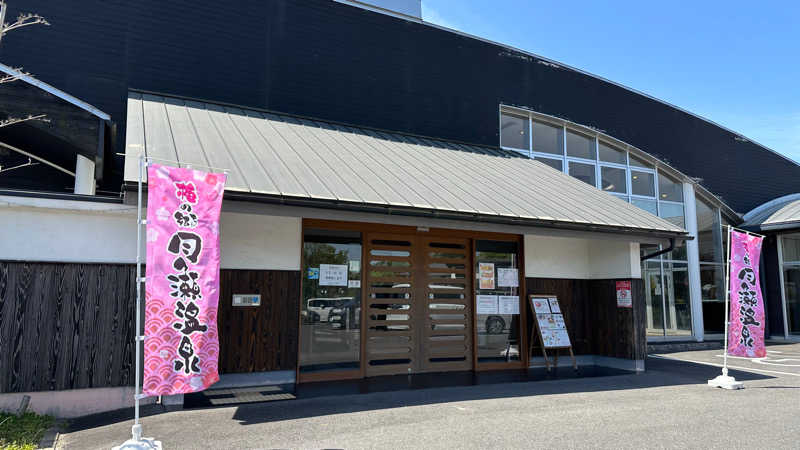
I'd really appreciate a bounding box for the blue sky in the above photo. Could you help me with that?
[422,0,800,163]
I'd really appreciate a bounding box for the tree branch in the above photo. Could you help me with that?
[0,66,29,83]
[0,157,39,174]
[2,12,49,35]
[0,114,49,128]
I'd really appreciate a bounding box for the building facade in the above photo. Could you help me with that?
[0,0,798,416]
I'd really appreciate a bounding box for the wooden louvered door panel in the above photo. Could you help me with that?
[419,237,473,373]
[365,234,417,376]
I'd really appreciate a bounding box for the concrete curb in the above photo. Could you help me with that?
[38,421,63,450]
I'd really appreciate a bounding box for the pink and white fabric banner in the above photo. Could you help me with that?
[727,229,766,358]
[143,163,226,396]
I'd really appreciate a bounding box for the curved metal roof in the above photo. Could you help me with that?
[742,194,800,231]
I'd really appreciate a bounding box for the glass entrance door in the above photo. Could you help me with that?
[474,239,522,366]
[299,228,362,380]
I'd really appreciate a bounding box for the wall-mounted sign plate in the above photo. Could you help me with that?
[233,294,261,307]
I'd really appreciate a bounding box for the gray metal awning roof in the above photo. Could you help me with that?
[123,92,687,237]
[742,195,800,231]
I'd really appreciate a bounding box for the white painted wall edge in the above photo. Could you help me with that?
[0,197,302,270]
[0,387,156,419]
[209,199,677,246]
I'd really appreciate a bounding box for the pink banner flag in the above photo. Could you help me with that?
[143,164,226,396]
[727,229,766,358]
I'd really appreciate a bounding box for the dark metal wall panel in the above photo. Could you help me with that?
[0,262,136,393]
[217,269,300,374]
[526,277,645,360]
[3,0,796,211]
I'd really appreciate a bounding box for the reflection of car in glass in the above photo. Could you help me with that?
[301,309,321,323]
[485,315,505,334]
[328,297,360,329]
[307,298,337,322]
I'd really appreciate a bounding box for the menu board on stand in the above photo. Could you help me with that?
[529,294,577,371]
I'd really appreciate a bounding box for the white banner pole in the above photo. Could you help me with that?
[133,154,143,440]
[722,225,731,376]
[708,224,743,389]
[114,155,162,449]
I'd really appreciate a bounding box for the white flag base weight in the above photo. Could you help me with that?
[112,424,163,450]
[708,369,744,390]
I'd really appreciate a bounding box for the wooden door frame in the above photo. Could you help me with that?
[298,218,527,382]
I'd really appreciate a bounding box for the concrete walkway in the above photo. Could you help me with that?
[58,343,800,449]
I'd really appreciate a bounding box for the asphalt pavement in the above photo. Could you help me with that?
[57,342,800,449]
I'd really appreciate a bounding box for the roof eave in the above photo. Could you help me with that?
[123,182,690,240]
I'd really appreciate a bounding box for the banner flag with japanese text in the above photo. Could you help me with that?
[143,164,226,396]
[727,229,766,358]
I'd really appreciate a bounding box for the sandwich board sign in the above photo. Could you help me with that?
[528,294,576,371]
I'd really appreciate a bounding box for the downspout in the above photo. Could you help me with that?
[640,237,676,261]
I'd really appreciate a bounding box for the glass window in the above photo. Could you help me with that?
[631,171,655,197]
[535,157,563,171]
[566,130,595,159]
[500,113,529,151]
[600,166,626,193]
[663,262,692,336]
[300,229,362,374]
[720,216,732,256]
[659,202,685,229]
[629,154,653,169]
[665,241,687,261]
[700,264,725,301]
[532,120,564,155]
[784,267,800,335]
[644,260,664,336]
[599,142,627,164]
[632,198,658,215]
[658,173,683,202]
[568,161,596,186]
[782,233,800,262]
[696,198,722,263]
[475,240,521,363]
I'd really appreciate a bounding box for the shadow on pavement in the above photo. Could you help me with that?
[65,356,773,432]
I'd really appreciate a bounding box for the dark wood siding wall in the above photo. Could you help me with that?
[0,262,136,393]
[526,278,646,360]
[0,262,302,393]
[218,269,300,374]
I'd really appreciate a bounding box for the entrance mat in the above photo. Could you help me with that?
[184,385,296,409]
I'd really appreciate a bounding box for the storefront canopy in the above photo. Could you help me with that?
[742,195,800,231]
[123,92,687,238]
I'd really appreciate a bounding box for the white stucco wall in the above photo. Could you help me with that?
[0,197,301,270]
[524,235,591,279]
[219,212,301,270]
[525,234,641,279]
[587,239,641,279]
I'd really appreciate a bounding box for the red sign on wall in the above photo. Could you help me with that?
[616,281,632,308]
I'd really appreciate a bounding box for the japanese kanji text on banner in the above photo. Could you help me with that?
[727,230,766,358]
[143,164,226,396]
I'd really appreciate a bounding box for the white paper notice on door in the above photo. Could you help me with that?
[497,268,519,287]
[319,264,348,286]
[498,295,519,315]
[476,295,498,314]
